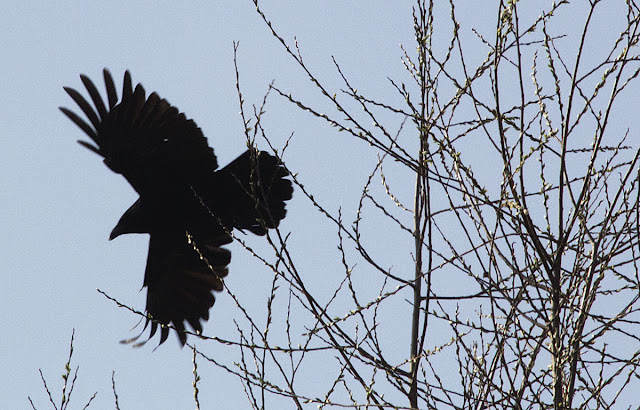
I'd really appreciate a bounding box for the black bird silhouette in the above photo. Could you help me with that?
[61,69,293,346]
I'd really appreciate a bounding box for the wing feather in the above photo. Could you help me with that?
[59,107,97,140]
[60,69,219,193]
[103,69,118,109]
[62,87,101,135]
[80,74,108,120]
[133,230,232,346]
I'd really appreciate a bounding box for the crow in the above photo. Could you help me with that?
[60,69,293,346]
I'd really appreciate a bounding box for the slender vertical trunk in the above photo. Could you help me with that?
[409,2,430,404]
[409,139,425,408]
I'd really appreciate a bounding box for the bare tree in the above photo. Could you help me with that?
[88,1,640,408]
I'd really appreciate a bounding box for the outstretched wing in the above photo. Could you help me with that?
[60,69,218,195]
[124,229,232,347]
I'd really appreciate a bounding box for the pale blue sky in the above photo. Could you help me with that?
[2,2,637,409]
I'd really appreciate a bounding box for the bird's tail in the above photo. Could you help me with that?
[208,149,293,235]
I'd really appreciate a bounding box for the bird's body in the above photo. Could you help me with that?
[61,69,293,346]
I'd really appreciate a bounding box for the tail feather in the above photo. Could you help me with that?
[209,149,293,235]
